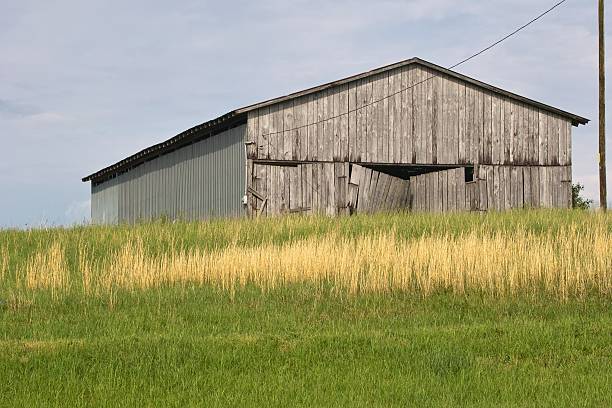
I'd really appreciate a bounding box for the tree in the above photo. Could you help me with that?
[572,183,593,210]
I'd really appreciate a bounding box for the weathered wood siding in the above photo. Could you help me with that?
[250,162,349,216]
[409,168,467,212]
[248,163,411,216]
[246,65,573,167]
[475,165,571,210]
[348,165,411,213]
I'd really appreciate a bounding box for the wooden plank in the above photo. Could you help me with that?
[433,74,443,164]
[382,72,390,162]
[413,67,423,163]
[340,84,349,161]
[486,166,495,211]
[501,99,510,164]
[325,89,335,162]
[467,86,477,163]
[332,87,340,161]
[508,100,515,164]
[516,166,524,208]
[377,74,385,164]
[538,110,547,165]
[369,169,381,212]
[268,165,276,215]
[316,90,326,163]
[528,167,538,208]
[395,67,405,164]
[348,82,357,162]
[288,166,298,211]
[426,69,435,164]
[458,83,467,164]
[548,114,559,165]
[483,92,492,164]
[522,167,531,208]
[493,166,501,210]
[547,114,556,165]
[450,80,459,165]
[388,69,397,163]
[297,97,308,161]
[347,164,362,210]
[408,177,416,210]
[503,166,511,210]
[358,79,367,163]
[258,107,270,159]
[357,167,371,212]
[553,166,561,208]
[311,163,319,213]
[566,121,572,165]
[306,94,316,161]
[532,106,539,164]
[492,93,502,165]
[338,163,349,214]
[386,177,399,209]
[559,117,567,165]
[429,171,438,212]
[456,168,466,211]
[404,66,414,164]
[510,167,518,208]
[539,167,547,208]
[514,102,522,165]
[365,77,375,163]
[246,111,258,160]
[564,166,572,208]
[447,169,456,211]
[268,104,280,160]
[278,165,288,214]
[369,74,379,163]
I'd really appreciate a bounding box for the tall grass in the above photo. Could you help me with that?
[1,210,611,305]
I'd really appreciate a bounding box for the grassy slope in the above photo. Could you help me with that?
[1,289,610,407]
[0,211,611,407]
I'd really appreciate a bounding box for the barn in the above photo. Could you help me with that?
[83,58,589,223]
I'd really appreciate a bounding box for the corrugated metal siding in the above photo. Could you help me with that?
[91,176,119,224]
[91,124,246,224]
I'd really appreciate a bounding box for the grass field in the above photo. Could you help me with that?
[1,210,611,406]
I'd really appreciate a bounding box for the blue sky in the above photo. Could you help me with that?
[0,0,609,227]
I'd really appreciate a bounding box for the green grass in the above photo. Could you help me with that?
[0,210,611,406]
[1,289,610,407]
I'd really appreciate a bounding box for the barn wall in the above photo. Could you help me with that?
[248,162,411,216]
[475,165,572,211]
[251,162,350,216]
[409,168,467,212]
[91,124,246,224]
[246,64,573,167]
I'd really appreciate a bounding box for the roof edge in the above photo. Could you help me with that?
[235,57,589,126]
[82,111,246,182]
[83,56,590,183]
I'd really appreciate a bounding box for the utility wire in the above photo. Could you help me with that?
[449,0,568,69]
[257,0,569,139]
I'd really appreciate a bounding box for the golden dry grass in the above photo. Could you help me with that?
[9,222,611,301]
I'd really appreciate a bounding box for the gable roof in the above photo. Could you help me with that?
[83,57,589,183]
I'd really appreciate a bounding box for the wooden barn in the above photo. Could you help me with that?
[83,58,589,223]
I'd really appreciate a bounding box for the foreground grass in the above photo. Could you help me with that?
[1,288,610,407]
[0,211,610,406]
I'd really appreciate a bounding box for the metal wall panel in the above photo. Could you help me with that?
[90,124,246,224]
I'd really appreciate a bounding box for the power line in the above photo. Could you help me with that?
[257,0,569,139]
[449,0,568,69]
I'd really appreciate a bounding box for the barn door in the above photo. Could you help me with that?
[248,162,351,217]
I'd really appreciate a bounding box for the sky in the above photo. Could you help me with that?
[0,0,610,227]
